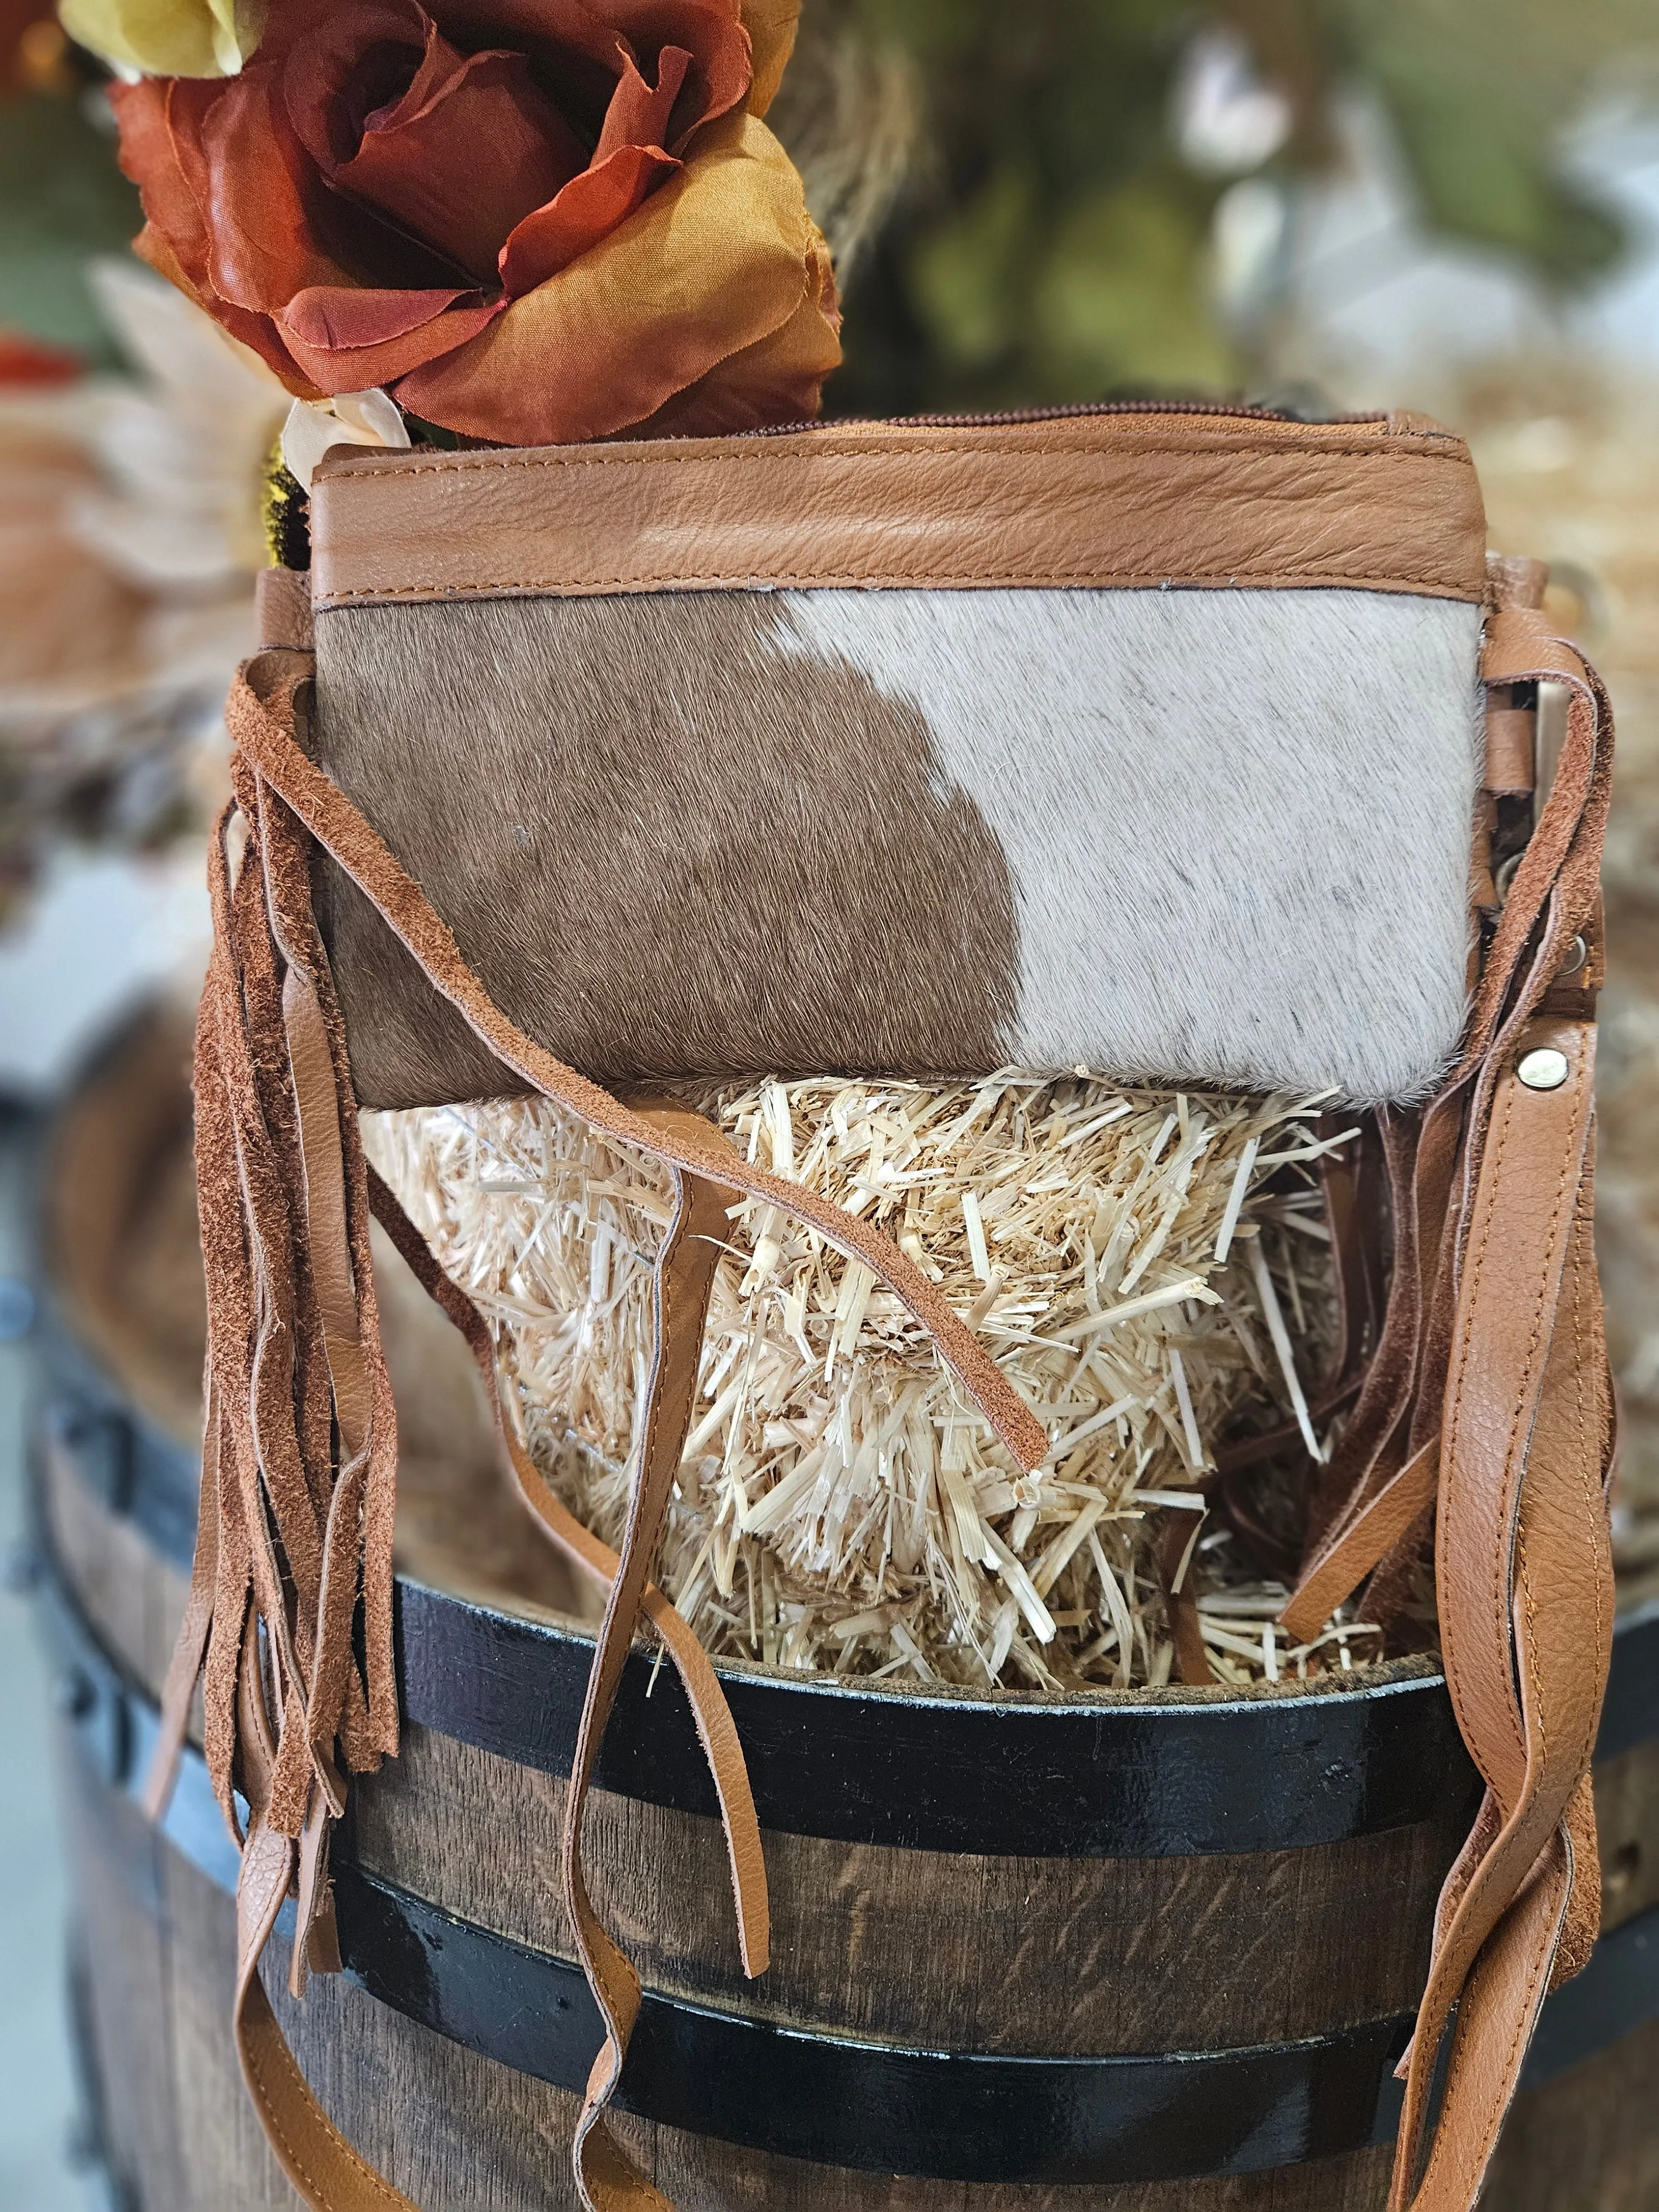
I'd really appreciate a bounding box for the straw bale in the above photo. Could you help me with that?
[366,1074,1374,1691]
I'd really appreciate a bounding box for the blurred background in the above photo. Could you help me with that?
[3,1,1659,2201]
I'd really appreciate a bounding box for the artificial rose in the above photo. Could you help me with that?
[108,0,841,445]
[59,0,265,79]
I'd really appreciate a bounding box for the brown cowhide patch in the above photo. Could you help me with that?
[311,593,1020,1108]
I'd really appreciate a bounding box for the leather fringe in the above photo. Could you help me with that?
[145,733,401,1989]
[150,646,1052,2212]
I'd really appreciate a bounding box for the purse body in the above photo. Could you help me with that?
[305,409,1488,1110]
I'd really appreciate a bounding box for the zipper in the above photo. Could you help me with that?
[739,398,1391,437]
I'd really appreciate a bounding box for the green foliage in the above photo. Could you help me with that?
[0,88,140,362]
[1032,179,1235,397]
[1328,0,1638,282]
[831,0,1655,418]
[836,0,1234,414]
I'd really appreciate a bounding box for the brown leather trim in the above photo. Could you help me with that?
[310,415,1488,609]
[256,565,315,653]
[1484,703,1536,792]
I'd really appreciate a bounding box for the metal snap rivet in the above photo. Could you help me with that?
[1559,933,1589,977]
[1517,1047,1571,1092]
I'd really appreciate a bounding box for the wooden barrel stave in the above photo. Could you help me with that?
[32,1010,1659,2210]
[40,1422,189,1696]
[1584,1734,1659,1929]
[350,1723,1467,2055]
[60,1744,190,2211]
[270,1970,1400,2212]
[33,1423,1472,2064]
[70,1742,300,2212]
[65,1740,1405,2212]
[37,1423,1418,2207]
[1481,2016,1659,2210]
[38,1415,1659,2211]
[71,1755,1659,2212]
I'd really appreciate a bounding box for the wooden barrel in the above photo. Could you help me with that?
[30,1019,1659,2211]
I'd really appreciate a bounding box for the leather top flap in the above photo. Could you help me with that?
[309,410,1488,611]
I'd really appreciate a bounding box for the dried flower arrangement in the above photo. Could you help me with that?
[89,0,842,451]
[0,260,283,916]
[367,1074,1380,1693]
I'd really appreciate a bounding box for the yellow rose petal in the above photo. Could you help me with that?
[395,112,839,447]
[741,0,801,116]
[59,0,264,78]
[639,214,841,439]
[207,0,263,72]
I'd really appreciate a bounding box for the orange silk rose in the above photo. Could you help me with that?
[108,0,840,444]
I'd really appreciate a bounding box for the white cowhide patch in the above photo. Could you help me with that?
[773,587,1483,1104]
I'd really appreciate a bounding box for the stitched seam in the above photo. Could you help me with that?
[1446,1061,1581,1772]
[1443,1077,1528,1770]
[1417,1870,1556,2207]
[1415,1651,1562,2205]
[319,436,1475,484]
[314,565,1481,602]
[1573,1202,1609,1738]
[1500,1099,1581,1749]
[243,2015,407,2208]
[1520,1517,1547,1803]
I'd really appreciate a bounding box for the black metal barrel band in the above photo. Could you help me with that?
[49,1376,1659,1853]
[36,1548,1659,2192]
[40,1375,1504,1857]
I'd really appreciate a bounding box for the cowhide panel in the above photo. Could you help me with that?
[311,586,1481,1109]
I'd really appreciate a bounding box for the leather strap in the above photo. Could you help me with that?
[361,1159,770,1982]
[1281,1438,1438,1644]
[1483,703,1536,794]
[1274,603,1616,2209]
[1437,1021,1598,1816]
[234,1815,416,2211]
[565,1125,737,2210]
[1282,607,1611,1636]
[1391,1078,1611,2211]
[219,1138,758,2212]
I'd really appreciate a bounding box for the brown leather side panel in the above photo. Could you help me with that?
[310,413,1487,609]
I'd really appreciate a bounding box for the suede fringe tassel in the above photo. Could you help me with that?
[144,741,401,1986]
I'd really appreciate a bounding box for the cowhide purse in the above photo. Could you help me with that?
[301,408,1485,1108]
[154,405,1614,2212]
